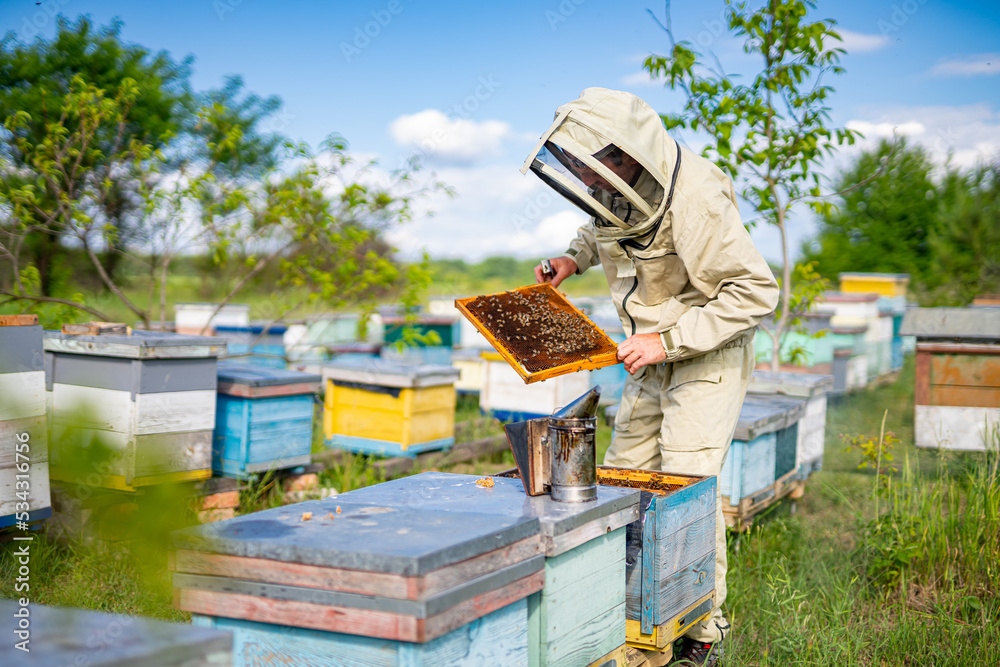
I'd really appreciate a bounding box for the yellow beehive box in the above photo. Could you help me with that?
[838,272,910,298]
[322,359,459,457]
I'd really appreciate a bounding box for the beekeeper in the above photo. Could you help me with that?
[525,88,778,666]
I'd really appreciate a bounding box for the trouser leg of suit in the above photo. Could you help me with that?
[604,342,754,644]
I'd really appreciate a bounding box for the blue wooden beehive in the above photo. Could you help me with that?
[213,364,321,479]
[0,599,232,665]
[340,472,641,667]
[0,317,51,533]
[215,323,287,368]
[748,371,833,479]
[170,495,544,664]
[720,394,806,506]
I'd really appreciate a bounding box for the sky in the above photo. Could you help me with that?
[3,0,999,265]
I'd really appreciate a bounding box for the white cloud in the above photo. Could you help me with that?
[834,29,890,54]
[929,53,1000,77]
[388,110,521,165]
[385,162,588,262]
[621,70,658,87]
[845,120,925,139]
[845,103,1000,169]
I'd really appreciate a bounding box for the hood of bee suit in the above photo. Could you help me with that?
[521,87,681,278]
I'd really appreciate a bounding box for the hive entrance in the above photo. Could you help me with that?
[456,283,620,383]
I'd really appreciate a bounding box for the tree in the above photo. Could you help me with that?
[923,162,1000,305]
[0,16,192,293]
[802,139,938,285]
[645,0,861,371]
[0,76,445,332]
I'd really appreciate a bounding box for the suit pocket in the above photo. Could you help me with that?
[668,349,723,390]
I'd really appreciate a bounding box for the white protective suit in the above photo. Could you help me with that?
[522,88,779,644]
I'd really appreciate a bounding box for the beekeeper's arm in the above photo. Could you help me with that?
[536,221,600,288]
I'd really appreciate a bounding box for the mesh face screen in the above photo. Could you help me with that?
[461,284,618,374]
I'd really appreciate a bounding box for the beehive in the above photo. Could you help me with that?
[175,302,250,336]
[322,358,459,457]
[215,323,287,368]
[340,472,641,667]
[451,348,487,394]
[44,330,224,492]
[456,283,620,384]
[0,315,51,532]
[192,600,528,667]
[748,371,833,479]
[170,497,545,649]
[0,599,233,666]
[214,364,321,478]
[839,272,910,299]
[720,395,806,506]
[902,308,1000,452]
[480,351,592,422]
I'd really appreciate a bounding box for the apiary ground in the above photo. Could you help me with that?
[464,288,618,373]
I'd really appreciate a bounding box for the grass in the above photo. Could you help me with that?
[2,358,997,665]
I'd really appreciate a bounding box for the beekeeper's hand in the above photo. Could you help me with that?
[534,257,577,288]
[617,333,667,374]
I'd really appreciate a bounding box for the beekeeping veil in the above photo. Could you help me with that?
[521,88,681,278]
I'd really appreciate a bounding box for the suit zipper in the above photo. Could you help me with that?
[618,239,638,335]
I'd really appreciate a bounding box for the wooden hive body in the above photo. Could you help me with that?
[0,317,51,531]
[748,371,833,478]
[0,599,232,665]
[192,599,529,667]
[903,308,1000,452]
[479,352,592,422]
[321,358,459,457]
[559,467,719,642]
[720,394,805,506]
[170,494,545,645]
[44,330,224,491]
[214,364,321,478]
[215,323,287,368]
[339,472,641,667]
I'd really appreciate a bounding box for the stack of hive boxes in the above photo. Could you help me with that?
[479,351,592,422]
[213,364,321,479]
[322,358,459,457]
[171,478,549,666]
[0,315,51,533]
[44,329,225,492]
[901,307,1000,452]
[720,393,806,529]
[839,272,911,372]
[747,371,833,479]
[339,472,640,666]
[215,323,287,368]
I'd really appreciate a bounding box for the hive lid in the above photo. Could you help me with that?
[734,393,807,441]
[455,283,620,384]
[900,307,1000,341]
[0,600,232,665]
[43,329,225,359]
[171,499,539,575]
[322,357,459,388]
[214,322,288,335]
[217,363,321,388]
[748,371,834,398]
[338,472,641,557]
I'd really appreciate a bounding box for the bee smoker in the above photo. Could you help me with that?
[504,387,600,502]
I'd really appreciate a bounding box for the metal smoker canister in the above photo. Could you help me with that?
[547,415,597,502]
